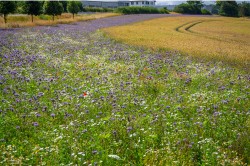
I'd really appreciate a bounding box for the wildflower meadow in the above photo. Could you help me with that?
[0,14,249,165]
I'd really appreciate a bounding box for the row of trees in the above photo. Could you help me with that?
[213,1,250,17]
[173,1,250,17]
[0,1,82,23]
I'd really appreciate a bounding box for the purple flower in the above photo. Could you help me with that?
[213,111,222,117]
[36,113,41,118]
[33,122,39,127]
[65,113,73,118]
[218,86,226,91]
[127,126,133,133]
[92,150,98,155]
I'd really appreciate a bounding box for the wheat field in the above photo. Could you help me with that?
[103,16,250,68]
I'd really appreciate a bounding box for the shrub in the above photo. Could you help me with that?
[115,6,169,14]
[201,9,211,15]
[38,14,52,20]
[83,7,113,13]
[174,2,203,14]
[159,7,170,14]
[174,3,191,14]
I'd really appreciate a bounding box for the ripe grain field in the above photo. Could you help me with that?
[0,14,249,165]
[103,16,250,69]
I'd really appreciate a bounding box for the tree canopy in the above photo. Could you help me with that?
[239,2,250,17]
[67,1,80,19]
[174,1,204,14]
[43,1,63,21]
[60,1,68,12]
[216,1,239,17]
[0,1,17,23]
[23,1,43,22]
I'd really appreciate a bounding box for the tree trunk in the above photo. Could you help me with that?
[31,15,34,23]
[73,13,74,19]
[4,14,7,24]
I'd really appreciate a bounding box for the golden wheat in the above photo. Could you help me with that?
[103,16,250,67]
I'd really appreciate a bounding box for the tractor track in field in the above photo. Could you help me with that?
[175,20,250,45]
[185,21,203,32]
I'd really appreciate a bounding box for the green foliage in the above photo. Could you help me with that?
[211,5,219,14]
[217,1,239,17]
[174,1,203,14]
[15,1,25,14]
[43,1,63,21]
[77,2,84,12]
[23,1,43,22]
[239,2,250,17]
[201,9,211,15]
[115,7,169,14]
[67,1,80,19]
[0,1,17,15]
[174,3,191,14]
[38,14,52,20]
[0,1,17,23]
[83,7,113,13]
[187,1,204,11]
[159,7,170,14]
[60,1,68,12]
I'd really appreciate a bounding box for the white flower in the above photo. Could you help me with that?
[108,154,121,160]
[78,152,85,156]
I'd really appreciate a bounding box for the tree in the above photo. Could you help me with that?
[174,3,190,14]
[211,4,219,14]
[60,1,68,12]
[67,1,80,19]
[217,1,239,17]
[78,1,84,12]
[174,1,203,14]
[187,1,204,14]
[239,2,250,17]
[23,1,43,22]
[0,1,17,24]
[201,9,211,15]
[43,1,63,21]
[16,1,26,14]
